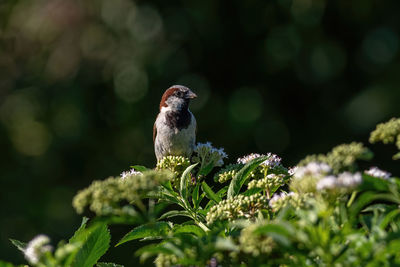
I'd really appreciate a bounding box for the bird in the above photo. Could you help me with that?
[153,85,197,161]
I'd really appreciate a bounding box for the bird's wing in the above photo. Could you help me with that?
[153,114,158,144]
[153,122,157,144]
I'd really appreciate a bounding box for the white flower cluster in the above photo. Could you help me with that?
[365,166,391,180]
[269,191,295,208]
[237,153,282,168]
[194,142,228,167]
[293,162,332,179]
[317,172,362,191]
[24,234,53,264]
[120,168,142,179]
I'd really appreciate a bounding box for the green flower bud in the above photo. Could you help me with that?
[206,193,269,224]
[156,156,191,188]
[370,118,400,159]
[73,170,172,216]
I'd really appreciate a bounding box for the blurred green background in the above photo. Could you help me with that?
[1,0,400,265]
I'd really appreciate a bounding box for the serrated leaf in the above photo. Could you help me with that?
[9,239,26,253]
[158,210,192,220]
[174,225,206,237]
[116,222,171,246]
[227,156,268,199]
[97,262,124,267]
[69,217,89,244]
[130,165,149,172]
[180,163,198,203]
[201,181,221,203]
[74,223,110,267]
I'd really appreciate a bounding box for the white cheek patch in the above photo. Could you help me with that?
[161,106,172,112]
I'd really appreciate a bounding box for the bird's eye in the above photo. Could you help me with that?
[176,91,183,97]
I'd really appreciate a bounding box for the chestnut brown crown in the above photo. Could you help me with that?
[159,85,197,110]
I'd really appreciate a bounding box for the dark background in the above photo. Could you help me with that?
[1,0,400,265]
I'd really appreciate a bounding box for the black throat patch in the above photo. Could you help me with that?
[165,109,192,130]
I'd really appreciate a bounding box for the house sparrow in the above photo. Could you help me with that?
[154,85,197,161]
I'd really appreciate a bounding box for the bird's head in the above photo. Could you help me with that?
[159,85,197,111]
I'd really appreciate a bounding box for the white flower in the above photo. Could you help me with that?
[365,166,391,180]
[293,162,331,179]
[288,166,298,176]
[120,168,142,179]
[195,142,228,167]
[237,153,282,168]
[317,172,362,191]
[24,234,53,264]
[316,176,337,190]
[337,172,362,188]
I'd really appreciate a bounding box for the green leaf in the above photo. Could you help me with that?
[253,223,292,246]
[360,174,390,191]
[130,165,149,172]
[215,237,239,252]
[349,192,399,221]
[180,163,198,203]
[97,262,124,267]
[0,260,21,267]
[158,210,192,220]
[134,243,173,262]
[74,223,111,267]
[69,217,89,244]
[174,225,206,237]
[201,181,221,203]
[116,222,171,246]
[198,161,215,176]
[9,239,26,253]
[243,187,263,196]
[192,183,200,209]
[380,209,400,229]
[227,156,268,199]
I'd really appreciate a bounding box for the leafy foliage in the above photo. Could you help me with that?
[7,119,400,266]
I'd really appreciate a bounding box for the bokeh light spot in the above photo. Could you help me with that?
[11,120,52,156]
[362,27,399,65]
[126,6,163,42]
[343,86,391,133]
[310,43,347,82]
[114,64,148,103]
[229,88,263,123]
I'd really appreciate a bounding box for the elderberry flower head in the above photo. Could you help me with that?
[247,174,286,191]
[269,191,310,211]
[214,164,242,183]
[365,166,391,180]
[206,193,269,224]
[370,118,400,158]
[73,170,172,216]
[194,142,228,167]
[24,235,53,265]
[239,222,276,256]
[237,153,281,168]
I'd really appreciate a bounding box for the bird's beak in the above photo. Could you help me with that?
[186,90,197,99]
